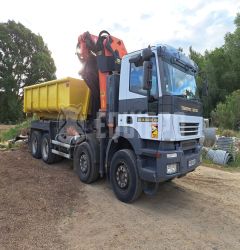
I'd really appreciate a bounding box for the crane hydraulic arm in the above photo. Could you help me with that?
[76,30,127,114]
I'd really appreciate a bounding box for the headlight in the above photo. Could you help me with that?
[166,164,177,174]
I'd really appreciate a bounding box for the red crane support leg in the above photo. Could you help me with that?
[98,72,108,111]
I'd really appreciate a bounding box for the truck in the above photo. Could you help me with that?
[24,30,203,203]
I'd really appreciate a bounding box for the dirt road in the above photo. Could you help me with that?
[0,146,240,250]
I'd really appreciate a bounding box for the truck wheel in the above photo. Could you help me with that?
[110,149,142,203]
[30,130,42,159]
[41,133,59,164]
[73,142,99,184]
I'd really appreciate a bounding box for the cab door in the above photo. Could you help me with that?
[118,53,161,140]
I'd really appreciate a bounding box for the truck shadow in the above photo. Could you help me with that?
[134,181,197,211]
[90,177,206,217]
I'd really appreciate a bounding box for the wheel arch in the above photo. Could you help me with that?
[73,133,100,168]
[105,127,143,178]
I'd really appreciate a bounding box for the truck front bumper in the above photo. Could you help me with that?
[137,145,202,183]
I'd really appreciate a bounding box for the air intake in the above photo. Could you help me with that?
[179,122,199,136]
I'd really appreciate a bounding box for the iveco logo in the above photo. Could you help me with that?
[181,106,198,113]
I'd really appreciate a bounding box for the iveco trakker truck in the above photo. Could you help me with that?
[24,30,203,203]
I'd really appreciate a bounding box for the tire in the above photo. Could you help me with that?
[73,142,99,184]
[110,149,142,203]
[41,133,60,164]
[30,130,42,159]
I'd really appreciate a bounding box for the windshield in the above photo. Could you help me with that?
[162,60,198,99]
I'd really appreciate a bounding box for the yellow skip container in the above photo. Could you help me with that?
[24,77,90,120]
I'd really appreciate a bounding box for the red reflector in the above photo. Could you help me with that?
[155,152,161,158]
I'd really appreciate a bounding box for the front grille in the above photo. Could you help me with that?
[179,122,199,136]
[180,140,198,154]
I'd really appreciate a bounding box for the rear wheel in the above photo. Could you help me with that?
[41,133,60,164]
[73,142,99,183]
[30,130,42,159]
[110,149,142,203]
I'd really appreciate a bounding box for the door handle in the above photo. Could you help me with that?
[126,116,133,124]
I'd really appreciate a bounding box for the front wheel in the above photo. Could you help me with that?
[110,149,142,203]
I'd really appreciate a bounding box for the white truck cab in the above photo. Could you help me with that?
[109,45,203,187]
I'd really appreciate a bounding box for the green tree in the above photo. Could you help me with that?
[189,13,240,118]
[212,90,240,130]
[189,47,210,117]
[224,13,240,92]
[0,20,56,123]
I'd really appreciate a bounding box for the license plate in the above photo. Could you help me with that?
[188,159,196,167]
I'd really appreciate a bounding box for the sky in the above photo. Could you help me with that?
[1,0,240,78]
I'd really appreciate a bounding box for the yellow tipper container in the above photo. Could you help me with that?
[24,77,90,120]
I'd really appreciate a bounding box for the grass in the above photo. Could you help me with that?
[202,158,240,172]
[228,153,240,169]
[0,125,15,134]
[0,119,32,142]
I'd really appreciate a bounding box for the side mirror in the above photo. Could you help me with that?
[142,61,152,90]
[202,78,208,96]
[142,47,153,61]
[129,54,142,64]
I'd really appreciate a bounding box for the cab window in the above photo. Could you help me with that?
[129,57,158,98]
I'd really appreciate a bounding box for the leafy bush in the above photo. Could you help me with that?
[217,128,239,137]
[212,90,240,130]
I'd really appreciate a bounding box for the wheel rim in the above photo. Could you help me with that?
[42,138,49,160]
[115,162,129,189]
[32,136,37,154]
[79,153,88,176]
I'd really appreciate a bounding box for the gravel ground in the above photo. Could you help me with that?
[0,146,240,250]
